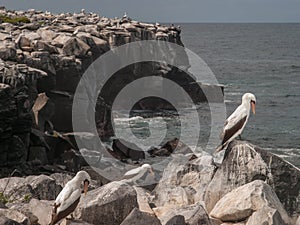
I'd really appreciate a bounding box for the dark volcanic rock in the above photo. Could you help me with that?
[148,138,193,157]
[205,140,300,218]
[120,208,162,225]
[112,138,145,161]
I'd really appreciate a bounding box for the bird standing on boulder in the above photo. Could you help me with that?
[122,164,155,185]
[215,93,256,152]
[49,171,91,225]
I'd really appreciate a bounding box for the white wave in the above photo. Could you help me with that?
[113,116,144,122]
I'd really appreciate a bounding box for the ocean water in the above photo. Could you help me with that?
[112,24,300,167]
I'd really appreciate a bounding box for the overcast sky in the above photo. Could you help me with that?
[0,0,299,23]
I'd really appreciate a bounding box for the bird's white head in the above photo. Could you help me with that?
[242,93,256,114]
[141,164,151,169]
[75,171,91,196]
[141,164,154,176]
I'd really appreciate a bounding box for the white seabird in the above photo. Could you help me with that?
[122,164,155,184]
[49,171,91,225]
[215,93,256,152]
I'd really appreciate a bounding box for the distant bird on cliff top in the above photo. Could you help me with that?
[49,171,91,225]
[215,93,256,153]
[122,164,155,184]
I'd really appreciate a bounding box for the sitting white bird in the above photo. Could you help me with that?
[49,171,91,225]
[122,164,155,184]
[215,93,256,153]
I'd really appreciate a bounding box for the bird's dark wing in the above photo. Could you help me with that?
[221,115,247,145]
[48,197,80,225]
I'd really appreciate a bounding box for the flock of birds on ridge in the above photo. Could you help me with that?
[47,92,256,225]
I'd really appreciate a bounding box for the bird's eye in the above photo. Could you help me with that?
[250,100,256,104]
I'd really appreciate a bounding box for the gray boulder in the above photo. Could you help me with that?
[37,28,58,42]
[120,208,162,225]
[0,217,22,225]
[0,209,30,225]
[210,180,290,224]
[0,41,16,60]
[205,140,300,217]
[51,33,72,48]
[74,181,138,225]
[16,35,33,51]
[62,37,91,58]
[25,175,62,200]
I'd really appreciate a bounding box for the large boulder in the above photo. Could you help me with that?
[205,141,300,218]
[152,153,216,212]
[210,180,290,224]
[120,208,162,225]
[74,181,138,225]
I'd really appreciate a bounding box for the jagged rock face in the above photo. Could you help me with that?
[152,154,216,212]
[74,181,139,225]
[0,59,48,169]
[204,140,300,218]
[210,180,289,224]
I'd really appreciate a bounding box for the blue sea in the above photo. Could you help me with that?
[113,24,300,167]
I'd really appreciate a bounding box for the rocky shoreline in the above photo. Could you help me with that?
[0,141,299,225]
[0,7,224,175]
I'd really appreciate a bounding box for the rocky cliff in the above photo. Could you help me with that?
[0,7,223,171]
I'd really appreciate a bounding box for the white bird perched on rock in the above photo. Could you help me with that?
[49,171,91,225]
[122,164,155,184]
[215,93,256,153]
